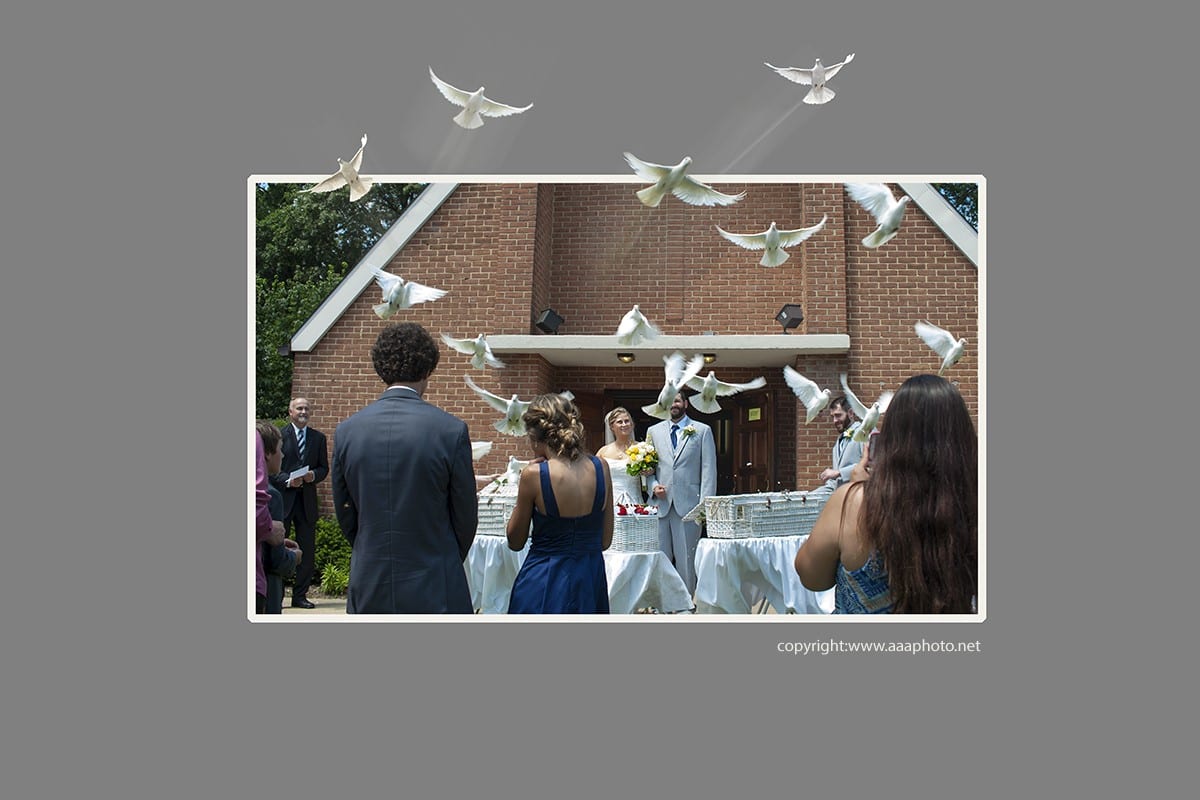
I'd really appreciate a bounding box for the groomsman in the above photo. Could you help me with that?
[272,397,328,609]
[818,396,862,491]
[645,392,716,596]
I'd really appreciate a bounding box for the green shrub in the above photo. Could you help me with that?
[320,562,350,596]
[313,516,352,594]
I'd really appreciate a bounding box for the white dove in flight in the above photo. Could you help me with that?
[839,373,894,443]
[470,441,493,461]
[685,372,768,414]
[715,216,828,267]
[623,152,745,208]
[464,378,574,436]
[782,366,833,423]
[615,304,661,346]
[301,134,374,202]
[370,268,448,319]
[845,183,911,248]
[440,332,506,370]
[642,352,707,420]
[429,67,532,129]
[464,376,531,436]
[764,53,855,104]
[914,320,967,376]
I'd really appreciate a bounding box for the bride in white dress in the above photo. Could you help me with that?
[595,407,646,506]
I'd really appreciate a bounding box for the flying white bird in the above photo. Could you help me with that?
[642,352,706,420]
[464,376,531,436]
[301,134,374,202]
[429,67,532,129]
[764,53,855,104]
[839,373,894,443]
[470,441,493,461]
[370,268,448,319]
[782,366,833,423]
[685,372,768,414]
[623,152,745,208]
[844,182,911,248]
[914,320,967,376]
[440,332,506,370]
[615,304,661,346]
[715,216,828,267]
[463,377,573,436]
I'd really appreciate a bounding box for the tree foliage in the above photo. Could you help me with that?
[932,183,978,230]
[255,182,427,418]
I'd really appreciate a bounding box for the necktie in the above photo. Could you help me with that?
[297,427,306,462]
[671,424,679,450]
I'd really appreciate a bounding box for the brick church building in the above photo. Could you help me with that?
[279,179,980,514]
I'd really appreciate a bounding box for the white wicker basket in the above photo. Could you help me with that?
[703,491,829,539]
[476,494,518,537]
[609,511,660,552]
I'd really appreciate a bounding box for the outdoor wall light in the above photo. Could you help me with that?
[703,353,717,364]
[775,303,804,333]
[534,308,564,334]
[616,353,636,364]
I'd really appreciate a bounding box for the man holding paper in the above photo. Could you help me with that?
[272,397,328,608]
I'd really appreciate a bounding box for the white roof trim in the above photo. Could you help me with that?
[898,181,979,267]
[290,183,460,352]
[487,334,850,368]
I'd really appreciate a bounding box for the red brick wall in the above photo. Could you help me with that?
[289,181,978,513]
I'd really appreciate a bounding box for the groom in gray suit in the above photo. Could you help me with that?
[645,392,716,595]
[331,322,478,613]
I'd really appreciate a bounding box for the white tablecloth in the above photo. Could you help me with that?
[464,536,692,614]
[693,535,835,614]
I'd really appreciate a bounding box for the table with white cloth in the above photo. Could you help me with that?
[693,534,835,614]
[464,536,693,614]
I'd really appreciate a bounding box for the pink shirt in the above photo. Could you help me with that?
[255,431,273,597]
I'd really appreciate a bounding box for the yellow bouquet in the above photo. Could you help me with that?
[625,440,659,477]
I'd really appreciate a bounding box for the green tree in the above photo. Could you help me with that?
[255,182,427,418]
[932,183,978,230]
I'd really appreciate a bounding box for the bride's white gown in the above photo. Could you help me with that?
[605,456,646,506]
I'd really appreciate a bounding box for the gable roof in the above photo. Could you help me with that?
[287,179,978,352]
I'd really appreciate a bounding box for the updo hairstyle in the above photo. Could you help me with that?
[523,393,587,461]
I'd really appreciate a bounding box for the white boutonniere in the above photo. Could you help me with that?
[682,424,697,439]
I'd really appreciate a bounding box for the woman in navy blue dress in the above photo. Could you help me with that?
[506,394,614,614]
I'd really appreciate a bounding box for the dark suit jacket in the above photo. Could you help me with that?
[270,424,329,521]
[331,388,478,614]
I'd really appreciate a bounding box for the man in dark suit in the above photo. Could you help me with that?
[331,322,477,614]
[271,396,328,608]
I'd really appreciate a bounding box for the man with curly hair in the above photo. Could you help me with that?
[331,322,478,613]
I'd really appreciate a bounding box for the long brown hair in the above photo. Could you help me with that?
[859,374,977,613]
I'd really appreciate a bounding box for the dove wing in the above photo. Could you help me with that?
[878,390,895,414]
[479,97,532,117]
[675,353,706,389]
[715,226,767,250]
[776,215,827,247]
[765,62,814,85]
[914,320,956,357]
[439,332,478,355]
[845,183,896,223]
[470,441,493,461]
[403,280,449,306]
[303,170,349,193]
[464,375,513,414]
[372,268,400,293]
[839,372,869,419]
[429,68,471,107]
[623,152,672,181]
[821,53,855,81]
[783,367,823,408]
[715,375,767,396]
[348,135,367,173]
[675,176,745,206]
